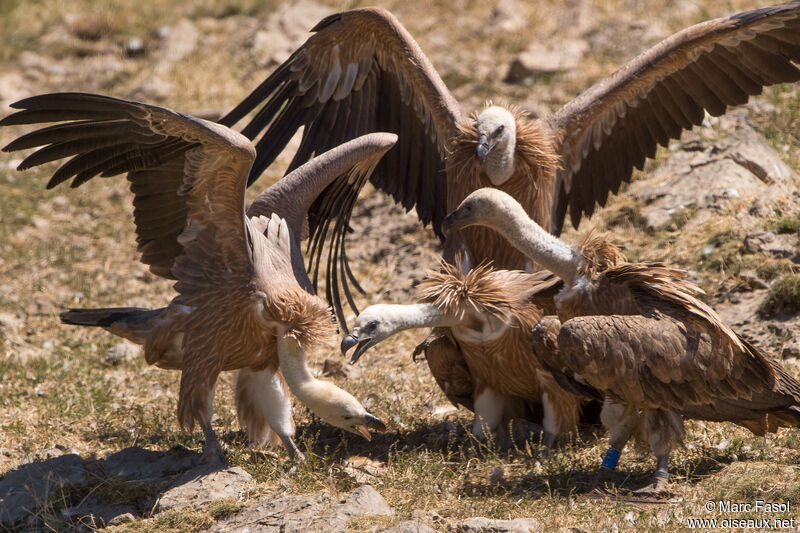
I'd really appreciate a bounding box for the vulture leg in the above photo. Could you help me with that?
[235,368,304,462]
[592,400,640,490]
[633,409,683,496]
[472,385,505,442]
[177,359,226,465]
[540,391,558,458]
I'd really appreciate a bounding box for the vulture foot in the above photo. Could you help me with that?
[200,429,228,466]
[281,435,306,463]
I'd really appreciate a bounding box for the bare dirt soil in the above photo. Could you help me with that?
[1,0,800,531]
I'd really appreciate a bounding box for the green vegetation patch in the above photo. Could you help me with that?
[759,274,800,316]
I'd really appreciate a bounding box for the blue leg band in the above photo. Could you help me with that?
[601,447,622,470]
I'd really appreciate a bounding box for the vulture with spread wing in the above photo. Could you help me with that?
[1,93,390,461]
[444,188,800,493]
[222,2,800,270]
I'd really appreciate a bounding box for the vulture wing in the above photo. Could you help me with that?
[1,92,257,287]
[246,133,397,330]
[414,328,475,411]
[546,2,800,233]
[554,313,795,419]
[221,7,464,239]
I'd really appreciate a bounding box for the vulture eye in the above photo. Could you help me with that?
[492,124,505,138]
[364,320,378,333]
[343,415,353,420]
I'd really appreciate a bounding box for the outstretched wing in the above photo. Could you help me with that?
[246,133,397,330]
[221,7,465,239]
[1,92,256,289]
[547,2,800,233]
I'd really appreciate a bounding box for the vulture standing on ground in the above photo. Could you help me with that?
[0,93,390,461]
[218,3,800,425]
[443,188,800,493]
[341,261,584,450]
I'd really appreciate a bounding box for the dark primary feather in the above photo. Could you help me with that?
[547,1,800,234]
[220,7,460,240]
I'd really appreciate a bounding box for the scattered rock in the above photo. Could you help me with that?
[250,0,333,66]
[108,512,136,525]
[157,19,199,68]
[383,521,438,533]
[341,456,387,484]
[450,517,540,532]
[0,453,87,525]
[105,341,141,364]
[781,340,800,360]
[209,485,393,532]
[505,40,587,83]
[631,113,798,232]
[124,37,145,57]
[484,0,529,34]
[102,445,197,482]
[63,497,137,527]
[156,465,253,512]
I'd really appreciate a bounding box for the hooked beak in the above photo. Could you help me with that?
[476,134,490,162]
[340,331,375,364]
[352,412,387,440]
[441,211,458,235]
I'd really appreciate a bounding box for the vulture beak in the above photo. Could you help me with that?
[352,412,387,440]
[441,211,457,235]
[340,331,376,364]
[476,134,490,162]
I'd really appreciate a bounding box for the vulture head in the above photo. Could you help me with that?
[306,385,388,440]
[443,188,584,283]
[442,187,527,235]
[341,303,457,363]
[475,106,517,185]
[341,304,408,363]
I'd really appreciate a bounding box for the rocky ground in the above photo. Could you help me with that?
[1,0,800,531]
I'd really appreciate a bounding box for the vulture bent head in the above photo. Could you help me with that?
[475,106,517,185]
[309,386,388,440]
[442,187,527,235]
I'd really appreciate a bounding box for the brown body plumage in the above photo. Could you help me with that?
[445,188,800,492]
[2,93,391,460]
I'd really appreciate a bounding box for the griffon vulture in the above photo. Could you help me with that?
[341,261,583,449]
[443,188,800,492]
[0,93,390,461]
[221,2,800,279]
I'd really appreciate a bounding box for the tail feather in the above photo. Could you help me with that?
[60,307,162,344]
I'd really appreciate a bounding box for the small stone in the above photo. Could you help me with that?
[124,37,145,57]
[484,0,529,34]
[450,517,540,532]
[156,466,253,512]
[716,439,730,451]
[781,341,800,360]
[505,40,587,83]
[383,521,437,533]
[108,512,136,525]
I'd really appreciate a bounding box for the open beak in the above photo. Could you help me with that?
[340,332,375,364]
[476,134,490,162]
[352,412,387,440]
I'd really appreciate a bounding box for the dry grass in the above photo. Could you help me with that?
[1,0,800,532]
